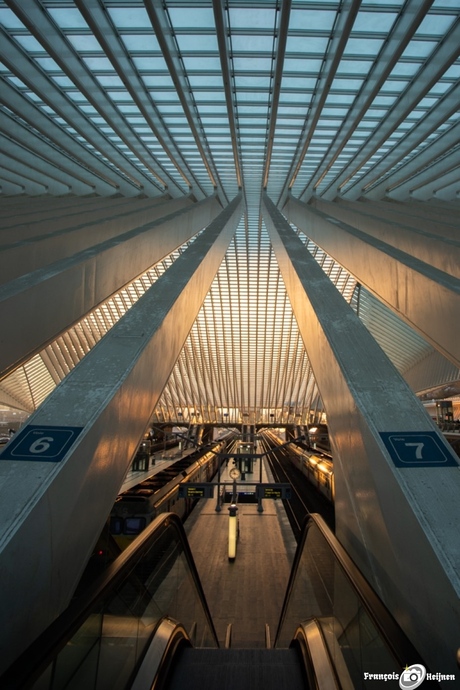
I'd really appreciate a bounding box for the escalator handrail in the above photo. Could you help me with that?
[0,512,219,690]
[274,513,430,670]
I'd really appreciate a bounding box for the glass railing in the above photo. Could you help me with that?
[1,513,218,690]
[275,514,440,689]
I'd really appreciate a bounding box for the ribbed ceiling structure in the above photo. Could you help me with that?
[0,0,459,424]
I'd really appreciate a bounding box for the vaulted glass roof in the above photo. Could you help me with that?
[0,0,459,423]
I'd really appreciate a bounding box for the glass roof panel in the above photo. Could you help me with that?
[167,7,216,29]
[120,34,161,52]
[285,36,330,53]
[12,35,45,51]
[47,8,89,29]
[106,7,152,27]
[351,11,398,33]
[66,34,104,51]
[228,8,276,29]
[0,7,25,28]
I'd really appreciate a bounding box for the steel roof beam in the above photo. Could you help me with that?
[0,196,222,381]
[213,0,243,190]
[286,196,460,368]
[344,81,460,200]
[0,81,138,196]
[382,145,460,200]
[0,129,95,196]
[73,0,203,198]
[0,153,69,195]
[0,196,143,230]
[0,91,124,196]
[0,27,156,195]
[0,193,243,671]
[1,4,167,196]
[0,166,49,195]
[277,0,361,208]
[262,0,291,191]
[145,0,228,203]
[356,199,459,237]
[295,0,434,202]
[262,191,460,677]
[0,176,27,195]
[318,14,460,201]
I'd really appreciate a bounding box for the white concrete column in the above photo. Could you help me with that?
[0,193,243,671]
[263,192,460,677]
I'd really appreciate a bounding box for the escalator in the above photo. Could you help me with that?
[0,513,441,690]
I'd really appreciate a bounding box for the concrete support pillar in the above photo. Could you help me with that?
[0,193,243,671]
[262,192,460,676]
[0,195,222,380]
[285,196,460,368]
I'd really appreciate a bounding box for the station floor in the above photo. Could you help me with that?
[183,458,297,649]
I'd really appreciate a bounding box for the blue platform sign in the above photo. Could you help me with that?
[379,431,458,468]
[0,425,84,462]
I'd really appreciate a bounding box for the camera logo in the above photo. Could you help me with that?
[399,664,426,689]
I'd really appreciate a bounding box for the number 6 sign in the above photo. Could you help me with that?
[0,425,83,462]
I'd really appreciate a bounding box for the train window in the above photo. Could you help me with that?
[109,517,123,535]
[124,517,146,535]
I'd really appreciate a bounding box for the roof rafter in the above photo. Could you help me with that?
[213,0,243,191]
[145,0,229,204]
[318,10,460,201]
[277,0,361,208]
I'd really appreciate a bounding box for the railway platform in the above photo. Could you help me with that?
[184,456,297,648]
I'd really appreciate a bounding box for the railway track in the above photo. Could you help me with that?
[261,437,335,542]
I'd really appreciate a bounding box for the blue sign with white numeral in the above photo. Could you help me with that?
[0,425,84,462]
[379,431,458,468]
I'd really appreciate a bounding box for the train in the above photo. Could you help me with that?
[109,439,228,549]
[263,428,334,502]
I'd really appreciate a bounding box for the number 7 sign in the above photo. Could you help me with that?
[379,431,458,468]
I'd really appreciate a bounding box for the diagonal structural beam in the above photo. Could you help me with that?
[286,196,460,368]
[318,15,460,201]
[213,0,243,190]
[262,0,291,190]
[0,81,133,196]
[0,196,221,380]
[73,0,202,198]
[278,0,361,208]
[0,197,187,284]
[389,149,460,199]
[262,192,460,677]
[0,107,109,196]
[344,82,460,200]
[145,0,227,202]
[0,193,243,671]
[0,26,157,195]
[0,133,92,196]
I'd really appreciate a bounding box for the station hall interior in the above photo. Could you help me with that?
[0,0,459,687]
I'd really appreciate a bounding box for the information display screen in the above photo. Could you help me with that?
[178,483,215,499]
[256,483,291,500]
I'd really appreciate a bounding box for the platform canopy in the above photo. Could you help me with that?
[0,0,459,423]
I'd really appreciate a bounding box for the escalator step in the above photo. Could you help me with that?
[166,648,308,690]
